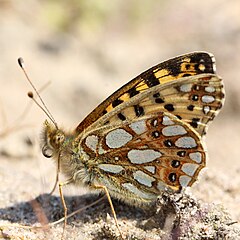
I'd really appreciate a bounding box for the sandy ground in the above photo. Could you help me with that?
[0,1,240,239]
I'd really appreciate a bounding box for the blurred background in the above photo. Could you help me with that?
[0,0,239,225]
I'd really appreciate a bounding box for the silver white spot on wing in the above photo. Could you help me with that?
[162,125,187,137]
[106,128,132,149]
[144,166,156,174]
[152,119,158,127]
[85,135,98,152]
[181,163,199,176]
[128,149,162,164]
[98,164,124,173]
[194,85,200,91]
[202,95,215,103]
[122,183,155,199]
[179,175,191,187]
[203,106,211,114]
[130,120,147,134]
[179,83,192,92]
[133,170,155,187]
[205,86,215,93]
[162,116,174,125]
[189,152,202,163]
[175,137,197,148]
[98,144,106,154]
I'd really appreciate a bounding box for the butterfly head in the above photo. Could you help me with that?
[41,120,66,158]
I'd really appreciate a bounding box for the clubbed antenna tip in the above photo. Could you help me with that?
[27,91,34,98]
[18,57,24,68]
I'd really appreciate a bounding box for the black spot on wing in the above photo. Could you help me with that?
[134,105,144,117]
[171,160,180,168]
[155,98,164,104]
[117,113,126,121]
[192,95,199,101]
[102,110,108,115]
[164,104,174,112]
[112,98,123,107]
[152,131,160,138]
[177,151,186,157]
[166,62,181,76]
[128,87,140,98]
[164,140,174,147]
[145,74,160,87]
[190,118,200,128]
[153,92,164,104]
[168,173,177,182]
[187,105,194,111]
[185,64,191,70]
[153,92,160,98]
[182,73,192,77]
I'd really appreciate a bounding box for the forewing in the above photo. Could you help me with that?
[76,52,216,133]
[80,112,206,203]
[91,74,224,136]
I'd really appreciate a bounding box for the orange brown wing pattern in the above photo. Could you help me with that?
[76,52,216,133]
[80,112,205,204]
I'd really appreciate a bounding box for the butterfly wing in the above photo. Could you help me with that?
[76,52,217,134]
[80,112,205,204]
[87,74,224,137]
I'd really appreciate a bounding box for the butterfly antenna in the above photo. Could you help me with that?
[18,57,58,129]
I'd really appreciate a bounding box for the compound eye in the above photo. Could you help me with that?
[42,145,53,158]
[56,133,65,144]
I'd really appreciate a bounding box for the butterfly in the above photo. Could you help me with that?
[19,52,224,238]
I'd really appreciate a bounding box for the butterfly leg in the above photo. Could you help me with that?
[94,184,124,240]
[58,178,73,239]
[49,156,60,195]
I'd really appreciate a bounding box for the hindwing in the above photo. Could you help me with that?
[80,112,205,203]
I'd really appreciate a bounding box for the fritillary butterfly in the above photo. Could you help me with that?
[19,52,225,238]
